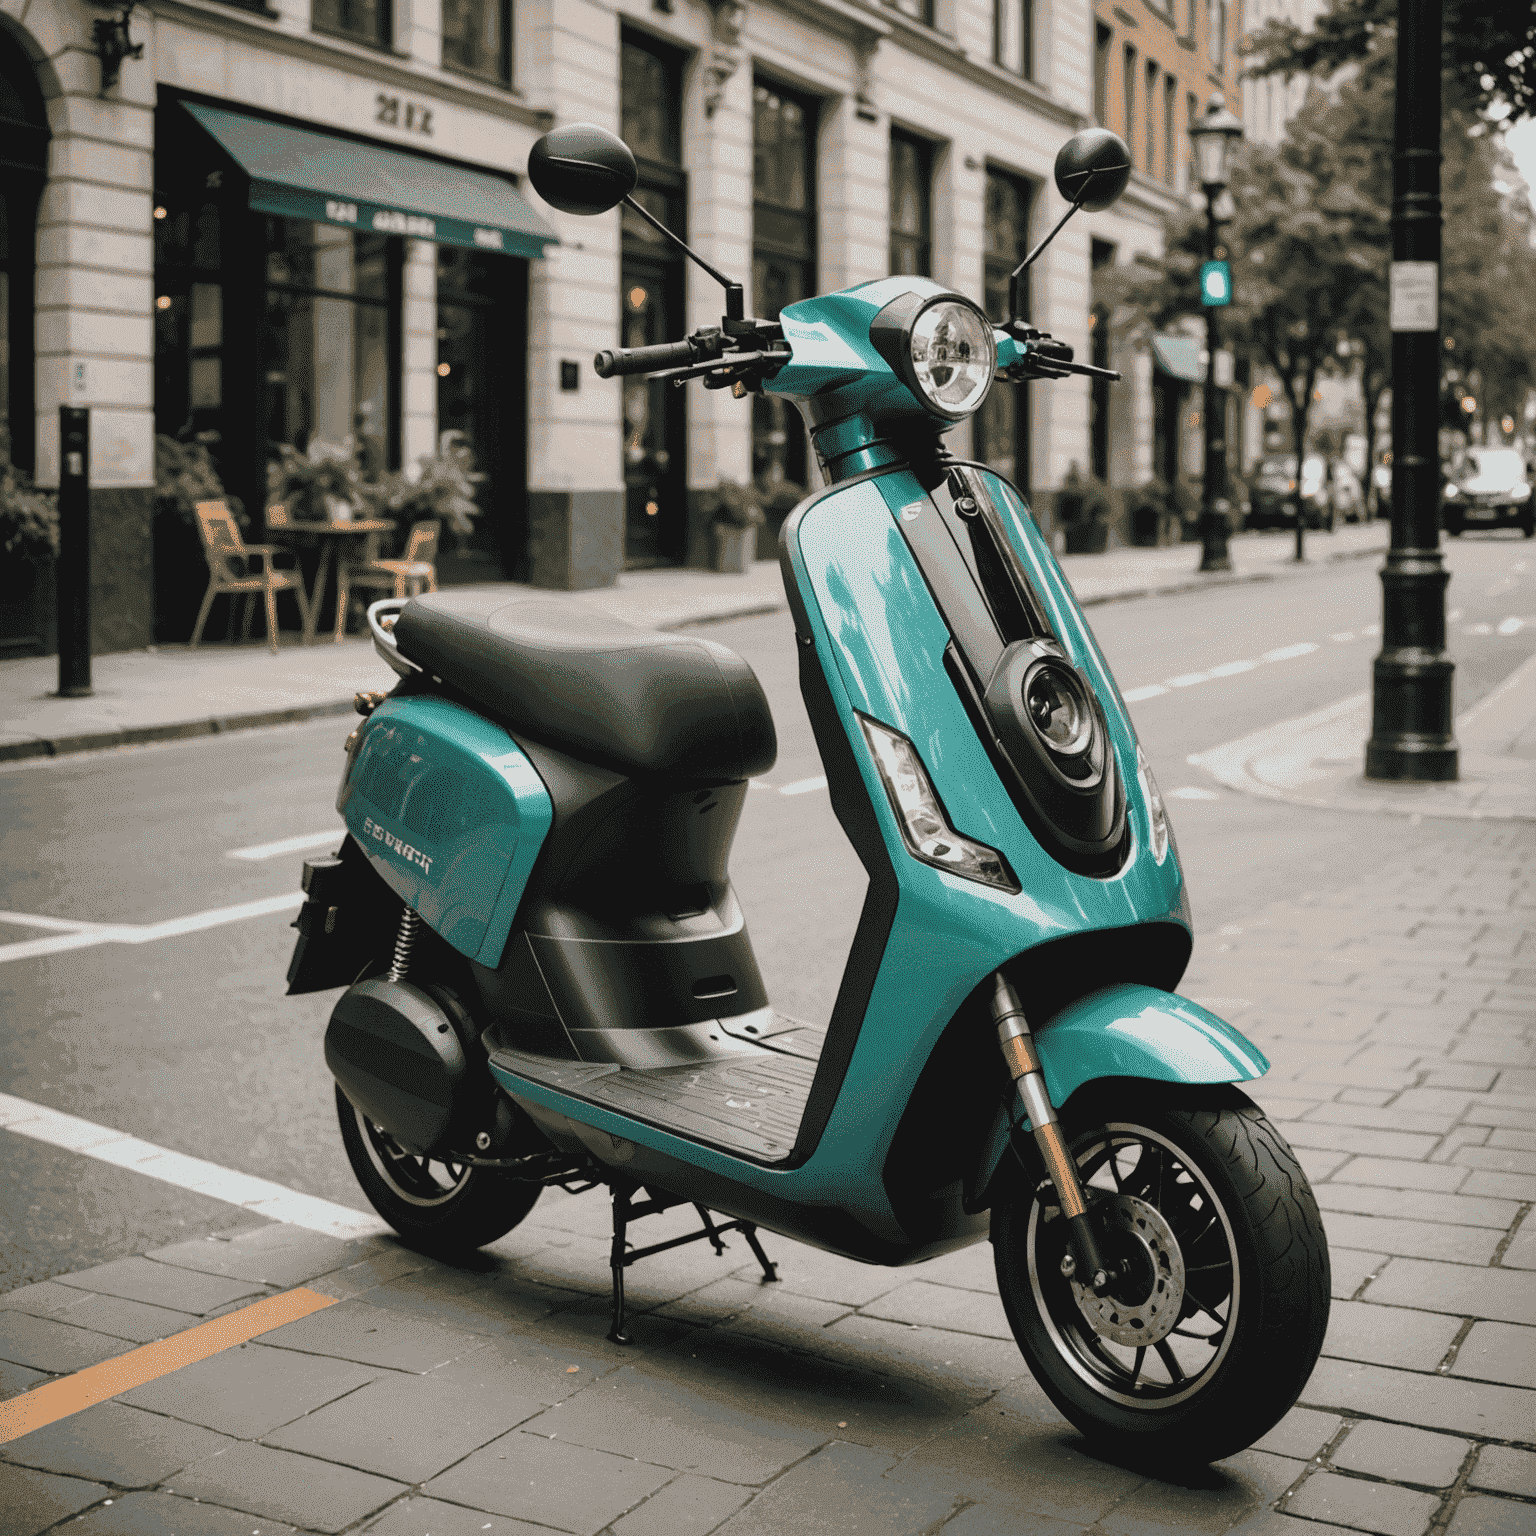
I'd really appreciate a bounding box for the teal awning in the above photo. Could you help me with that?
[182,101,558,259]
[1151,334,1204,383]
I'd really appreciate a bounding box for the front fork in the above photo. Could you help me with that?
[991,973,1113,1294]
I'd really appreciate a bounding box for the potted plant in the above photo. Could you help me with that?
[0,431,60,655]
[706,480,765,574]
[268,437,371,523]
[1057,463,1112,554]
[1128,477,1182,547]
[370,431,483,544]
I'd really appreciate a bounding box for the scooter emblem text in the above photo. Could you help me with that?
[362,816,432,875]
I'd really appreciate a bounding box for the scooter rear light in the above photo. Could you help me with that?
[859,715,1019,893]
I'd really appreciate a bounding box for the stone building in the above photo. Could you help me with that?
[1,0,1188,655]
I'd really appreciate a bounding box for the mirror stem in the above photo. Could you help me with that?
[621,194,743,319]
[1007,189,1088,323]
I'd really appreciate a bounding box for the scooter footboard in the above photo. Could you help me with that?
[974,983,1269,1198]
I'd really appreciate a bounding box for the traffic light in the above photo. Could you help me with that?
[1200,260,1232,307]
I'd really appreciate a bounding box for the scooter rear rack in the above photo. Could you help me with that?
[606,1180,778,1344]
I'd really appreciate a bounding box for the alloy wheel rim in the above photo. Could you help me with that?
[355,1107,472,1208]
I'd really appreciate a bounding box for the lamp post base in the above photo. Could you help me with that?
[1365,737,1458,782]
[1197,511,1231,573]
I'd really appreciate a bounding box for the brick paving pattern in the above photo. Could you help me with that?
[0,822,1530,1535]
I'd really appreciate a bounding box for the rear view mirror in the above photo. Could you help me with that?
[528,124,638,216]
[1054,129,1132,212]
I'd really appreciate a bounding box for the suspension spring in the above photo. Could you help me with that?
[386,908,421,982]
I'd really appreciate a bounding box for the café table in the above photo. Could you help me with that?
[265,518,396,645]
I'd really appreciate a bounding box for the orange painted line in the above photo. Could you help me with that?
[0,1284,338,1444]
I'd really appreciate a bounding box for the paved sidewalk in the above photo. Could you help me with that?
[1,815,1531,1535]
[0,524,1388,765]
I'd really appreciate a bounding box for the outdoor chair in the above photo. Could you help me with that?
[333,518,440,641]
[190,500,310,654]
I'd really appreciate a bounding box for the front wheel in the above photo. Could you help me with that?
[336,1085,543,1254]
[993,1084,1329,1464]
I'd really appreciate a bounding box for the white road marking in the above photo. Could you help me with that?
[1166,672,1211,688]
[1497,616,1526,635]
[1261,642,1319,662]
[0,893,304,967]
[1329,631,1355,642]
[1168,786,1220,801]
[227,830,341,862]
[1467,623,1492,636]
[1207,660,1258,677]
[748,779,774,791]
[1449,609,1463,620]
[779,776,829,796]
[0,1092,388,1238]
[1122,684,1169,702]
[1121,638,1321,708]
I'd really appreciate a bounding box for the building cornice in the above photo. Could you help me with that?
[762,0,889,49]
[147,0,555,131]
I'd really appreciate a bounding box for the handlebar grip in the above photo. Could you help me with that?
[593,339,699,379]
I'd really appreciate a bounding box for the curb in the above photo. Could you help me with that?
[0,541,1388,767]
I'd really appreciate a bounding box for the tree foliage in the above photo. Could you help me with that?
[1242,0,1536,119]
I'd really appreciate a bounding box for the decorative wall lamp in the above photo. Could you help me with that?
[92,2,144,95]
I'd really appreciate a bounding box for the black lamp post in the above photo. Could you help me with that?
[1189,95,1244,574]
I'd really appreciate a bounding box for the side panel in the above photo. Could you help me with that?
[340,695,552,966]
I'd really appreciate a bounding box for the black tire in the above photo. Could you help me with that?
[336,1084,542,1253]
[993,1083,1330,1464]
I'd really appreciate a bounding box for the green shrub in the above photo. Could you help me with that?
[0,431,58,559]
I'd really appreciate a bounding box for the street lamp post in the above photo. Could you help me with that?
[1189,96,1244,574]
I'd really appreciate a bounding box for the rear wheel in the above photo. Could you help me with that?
[337,1084,542,1253]
[993,1084,1329,1464]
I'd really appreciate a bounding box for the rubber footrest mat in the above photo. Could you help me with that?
[490,1025,821,1162]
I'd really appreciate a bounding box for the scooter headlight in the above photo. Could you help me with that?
[859,715,1019,892]
[908,301,995,418]
[1135,744,1172,864]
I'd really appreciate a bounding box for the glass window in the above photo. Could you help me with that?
[995,1,1034,80]
[977,167,1035,489]
[621,36,682,169]
[1164,76,1178,186]
[1094,25,1112,126]
[1090,240,1116,483]
[1123,46,1137,164]
[262,221,396,476]
[312,0,389,50]
[1209,1,1226,69]
[885,0,935,22]
[442,0,510,85]
[889,131,933,278]
[1146,62,1159,177]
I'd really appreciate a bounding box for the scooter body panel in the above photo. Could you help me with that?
[340,695,552,966]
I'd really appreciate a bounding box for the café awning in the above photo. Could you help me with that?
[182,101,558,259]
[1151,334,1204,383]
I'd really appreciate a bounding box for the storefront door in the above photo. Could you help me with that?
[617,255,685,567]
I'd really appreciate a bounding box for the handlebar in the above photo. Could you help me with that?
[594,338,706,379]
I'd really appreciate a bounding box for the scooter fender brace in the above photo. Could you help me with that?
[975,982,1269,1207]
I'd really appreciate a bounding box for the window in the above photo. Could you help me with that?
[312,0,390,49]
[442,0,511,85]
[1145,61,1159,178]
[995,1,1034,80]
[1209,0,1226,69]
[1123,46,1137,165]
[1164,75,1178,186]
[885,0,935,22]
[1094,25,1112,126]
[889,131,933,277]
[976,167,1035,489]
[1090,240,1116,483]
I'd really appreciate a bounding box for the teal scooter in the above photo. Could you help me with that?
[288,124,1329,1463]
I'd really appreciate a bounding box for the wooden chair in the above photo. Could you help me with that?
[333,519,440,642]
[190,500,310,654]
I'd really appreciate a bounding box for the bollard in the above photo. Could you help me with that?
[56,407,92,698]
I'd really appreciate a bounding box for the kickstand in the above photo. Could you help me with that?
[607,1183,634,1345]
[741,1221,779,1283]
[694,1204,727,1255]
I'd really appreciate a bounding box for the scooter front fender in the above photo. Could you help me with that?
[976,983,1269,1198]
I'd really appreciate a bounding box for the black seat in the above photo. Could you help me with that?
[392,591,777,783]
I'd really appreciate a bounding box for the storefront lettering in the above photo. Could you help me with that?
[325,200,358,225]
[473,228,504,250]
[375,93,433,136]
[372,209,436,238]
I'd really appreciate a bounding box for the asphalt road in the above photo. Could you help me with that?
[1,533,1531,1290]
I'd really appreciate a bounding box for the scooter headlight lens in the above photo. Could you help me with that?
[1135,744,1172,864]
[860,715,1019,892]
[909,300,994,418]
[1025,666,1094,754]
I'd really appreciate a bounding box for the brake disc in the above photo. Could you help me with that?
[1071,1194,1186,1346]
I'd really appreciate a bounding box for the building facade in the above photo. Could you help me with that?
[1,0,1180,655]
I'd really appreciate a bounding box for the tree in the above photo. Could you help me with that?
[1242,0,1536,120]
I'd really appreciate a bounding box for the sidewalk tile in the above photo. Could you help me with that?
[359,1496,553,1534]
[52,1258,265,1315]
[1252,1406,1343,1461]
[1463,1104,1536,1131]
[1330,1422,1470,1488]
[358,1272,567,1336]
[1097,1450,1305,1536]
[0,1463,111,1536]
[1305,1103,1459,1137]
[1488,1128,1536,1151]
[520,1364,828,1486]
[169,1440,406,1534]
[0,1281,95,1317]
[713,1442,954,1536]
[1444,1493,1536,1536]
[1,1401,232,1489]
[118,1340,378,1437]
[1281,1124,1438,1159]
[659,1274,849,1334]
[1329,1249,1389,1300]
[610,1474,752,1536]
[0,1312,130,1374]
[54,1490,299,1534]
[1322,1300,1462,1372]
[1434,1128,1493,1165]
[1461,1171,1536,1203]
[1328,1158,1468,1193]
[0,1359,48,1401]
[1319,1211,1500,1265]
[425,1333,617,1404]
[1315,1184,1518,1231]
[1448,1320,1536,1388]
[1468,1445,1536,1498]
[424,1430,673,1535]
[856,1280,1013,1338]
[818,1311,1032,1394]
[1282,1471,1439,1536]
[255,1295,482,1372]
[309,1246,444,1300]
[146,1225,386,1289]
[1499,1221,1536,1270]
[34,1292,202,1345]
[263,1368,544,1483]
[1362,1257,1536,1324]
[735,1240,907,1308]
[934,1504,1087,1536]
[1301,1358,1536,1442]
[1422,1067,1501,1092]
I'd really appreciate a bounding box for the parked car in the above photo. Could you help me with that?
[1331,461,1365,522]
[1371,461,1392,519]
[1442,447,1534,537]
[1245,454,1336,531]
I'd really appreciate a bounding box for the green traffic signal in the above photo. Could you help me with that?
[1200,260,1232,307]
